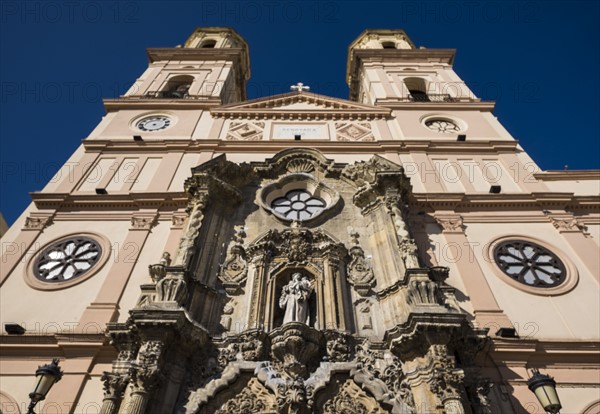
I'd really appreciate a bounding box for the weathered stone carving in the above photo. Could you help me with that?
[347,245,375,295]
[214,384,270,413]
[280,272,313,325]
[171,213,187,228]
[427,344,467,413]
[107,326,139,368]
[220,297,235,331]
[270,322,323,378]
[382,357,415,411]
[219,245,248,293]
[248,226,346,266]
[436,216,464,233]
[23,215,52,230]
[551,217,588,233]
[323,386,369,413]
[286,158,315,174]
[156,269,188,305]
[100,371,128,414]
[252,148,339,179]
[342,155,396,185]
[277,378,311,414]
[175,193,208,267]
[324,331,352,363]
[358,303,373,330]
[130,215,157,230]
[464,374,494,414]
[406,272,441,306]
[398,239,420,270]
[385,195,421,270]
[148,252,171,283]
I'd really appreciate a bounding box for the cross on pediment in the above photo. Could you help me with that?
[290,82,310,92]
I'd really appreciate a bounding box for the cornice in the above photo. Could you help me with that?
[103,98,222,111]
[411,192,600,212]
[29,192,188,211]
[146,47,246,65]
[534,170,600,181]
[351,48,456,63]
[211,108,390,120]
[382,100,496,111]
[82,138,519,155]
[211,90,392,119]
[490,338,600,366]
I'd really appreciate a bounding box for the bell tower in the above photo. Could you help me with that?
[347,29,477,104]
[123,27,250,104]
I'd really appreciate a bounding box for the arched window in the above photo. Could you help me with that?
[381,41,396,49]
[404,77,430,102]
[161,75,194,98]
[200,39,217,48]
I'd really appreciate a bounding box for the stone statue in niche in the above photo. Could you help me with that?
[279,272,313,325]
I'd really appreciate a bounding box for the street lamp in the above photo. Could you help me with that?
[527,368,562,414]
[27,358,63,414]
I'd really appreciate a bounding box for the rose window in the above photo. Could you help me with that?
[425,119,460,133]
[34,237,102,283]
[271,190,326,221]
[494,240,566,287]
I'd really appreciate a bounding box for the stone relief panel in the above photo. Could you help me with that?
[226,121,265,141]
[335,121,375,141]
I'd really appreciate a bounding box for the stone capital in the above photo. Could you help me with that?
[435,215,464,234]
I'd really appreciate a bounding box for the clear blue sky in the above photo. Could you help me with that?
[1,0,599,225]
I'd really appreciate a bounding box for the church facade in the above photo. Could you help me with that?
[1,27,599,413]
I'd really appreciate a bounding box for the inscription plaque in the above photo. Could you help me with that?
[272,123,328,140]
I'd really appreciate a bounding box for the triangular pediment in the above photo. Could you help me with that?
[211,91,391,119]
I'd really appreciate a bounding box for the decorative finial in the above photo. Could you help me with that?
[290,82,310,92]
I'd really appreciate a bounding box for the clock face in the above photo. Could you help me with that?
[136,116,171,131]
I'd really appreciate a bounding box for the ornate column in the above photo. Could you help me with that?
[174,193,208,268]
[100,372,128,414]
[0,213,53,286]
[119,340,164,414]
[400,343,467,414]
[435,214,513,330]
[324,247,347,331]
[321,251,340,331]
[385,195,421,271]
[246,241,272,330]
[101,324,139,412]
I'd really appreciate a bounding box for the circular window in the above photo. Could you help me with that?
[34,237,102,283]
[494,240,566,288]
[136,115,172,132]
[271,190,326,221]
[259,173,340,224]
[425,119,460,133]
